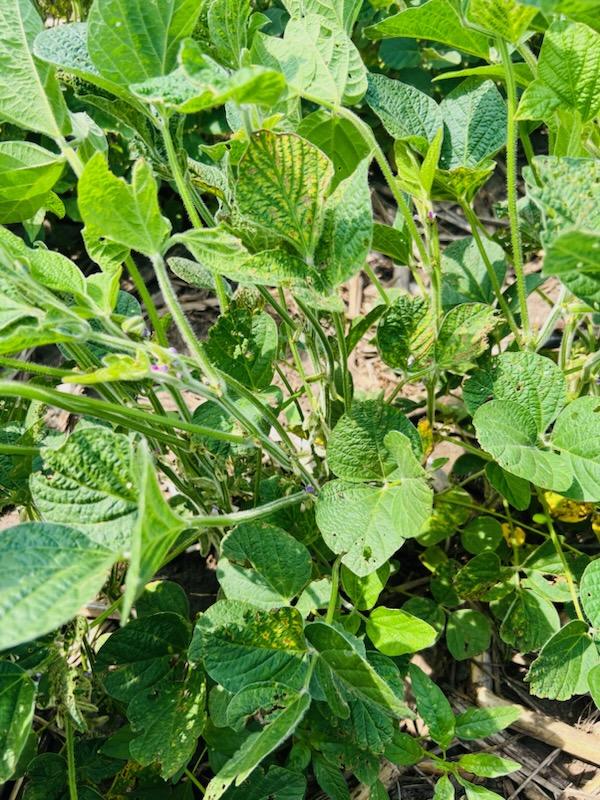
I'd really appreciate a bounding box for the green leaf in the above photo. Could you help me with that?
[409,664,455,749]
[341,563,390,611]
[550,396,600,502]
[0,662,36,783]
[327,400,421,481]
[461,516,503,555]
[384,730,425,767]
[235,131,333,259]
[454,553,502,600]
[499,589,560,652]
[96,612,191,702]
[205,305,278,390]
[526,620,600,700]
[365,0,490,59]
[459,753,521,777]
[30,427,137,552]
[0,141,65,224]
[433,775,455,800]
[442,236,507,310]
[87,0,201,86]
[589,664,600,709]
[217,522,312,609]
[365,73,443,150]
[189,601,308,692]
[0,522,115,650]
[377,295,434,372]
[517,21,600,123]
[305,622,411,717]
[466,0,537,43]
[205,691,311,800]
[458,778,504,800]
[542,230,600,311]
[122,440,186,621]
[366,607,437,656]
[454,705,521,740]
[254,14,366,105]
[474,400,573,491]
[219,766,307,800]
[79,155,170,257]
[283,0,362,32]
[316,477,432,576]
[0,0,69,138]
[297,110,371,190]
[207,0,251,67]
[485,463,531,511]
[128,667,206,779]
[315,158,373,287]
[137,580,189,619]
[446,609,492,661]
[439,79,507,170]
[372,222,410,264]
[435,302,497,374]
[464,351,567,431]
[580,558,600,627]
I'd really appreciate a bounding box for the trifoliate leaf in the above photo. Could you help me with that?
[30,427,136,553]
[366,607,437,656]
[0,662,36,783]
[526,620,600,700]
[0,522,115,650]
[217,522,312,609]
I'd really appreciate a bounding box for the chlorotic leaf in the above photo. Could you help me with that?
[499,589,560,652]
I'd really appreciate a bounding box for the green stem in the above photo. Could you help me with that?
[125,255,168,346]
[0,444,40,456]
[185,768,206,795]
[364,263,391,306]
[333,312,352,411]
[326,556,342,624]
[497,37,530,344]
[460,201,523,344]
[65,718,78,800]
[0,356,72,379]
[437,434,491,460]
[159,113,229,312]
[537,490,584,620]
[151,253,221,388]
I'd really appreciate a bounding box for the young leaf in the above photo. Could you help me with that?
[0,522,115,650]
[458,778,504,800]
[217,522,312,609]
[384,730,425,767]
[466,0,537,43]
[326,400,421,481]
[365,73,443,151]
[206,0,251,67]
[96,612,191,702]
[473,400,573,491]
[550,397,600,502]
[30,427,137,553]
[205,305,278,390]
[0,0,70,138]
[78,155,171,256]
[409,664,455,750]
[128,668,206,779]
[499,589,560,652]
[526,620,600,700]
[121,441,186,621]
[283,0,362,32]
[189,601,308,692]
[579,558,600,627]
[446,609,492,661]
[433,775,455,800]
[459,753,520,777]
[454,706,521,740]
[377,295,434,372]
[87,0,202,86]
[342,563,390,611]
[316,477,432,576]
[485,463,531,511]
[439,79,507,170]
[365,0,490,59]
[366,607,437,656]
[235,131,333,259]
[542,230,600,311]
[305,622,412,717]
[517,21,600,123]
[0,662,36,783]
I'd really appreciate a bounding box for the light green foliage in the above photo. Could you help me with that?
[217,522,312,608]
[0,0,69,138]
[458,753,521,777]
[0,522,115,650]
[580,559,600,627]
[542,230,600,311]
[433,775,455,800]
[446,609,492,660]
[79,155,170,257]
[365,0,490,59]
[87,0,201,86]
[466,0,538,43]
[0,142,65,223]
[30,427,137,552]
[342,563,390,611]
[366,607,437,656]
[434,303,497,373]
[454,706,521,740]
[0,662,36,782]
[377,295,434,372]
[526,621,600,699]
[297,110,371,189]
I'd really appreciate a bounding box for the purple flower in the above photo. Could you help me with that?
[304,484,316,495]
[151,364,169,373]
